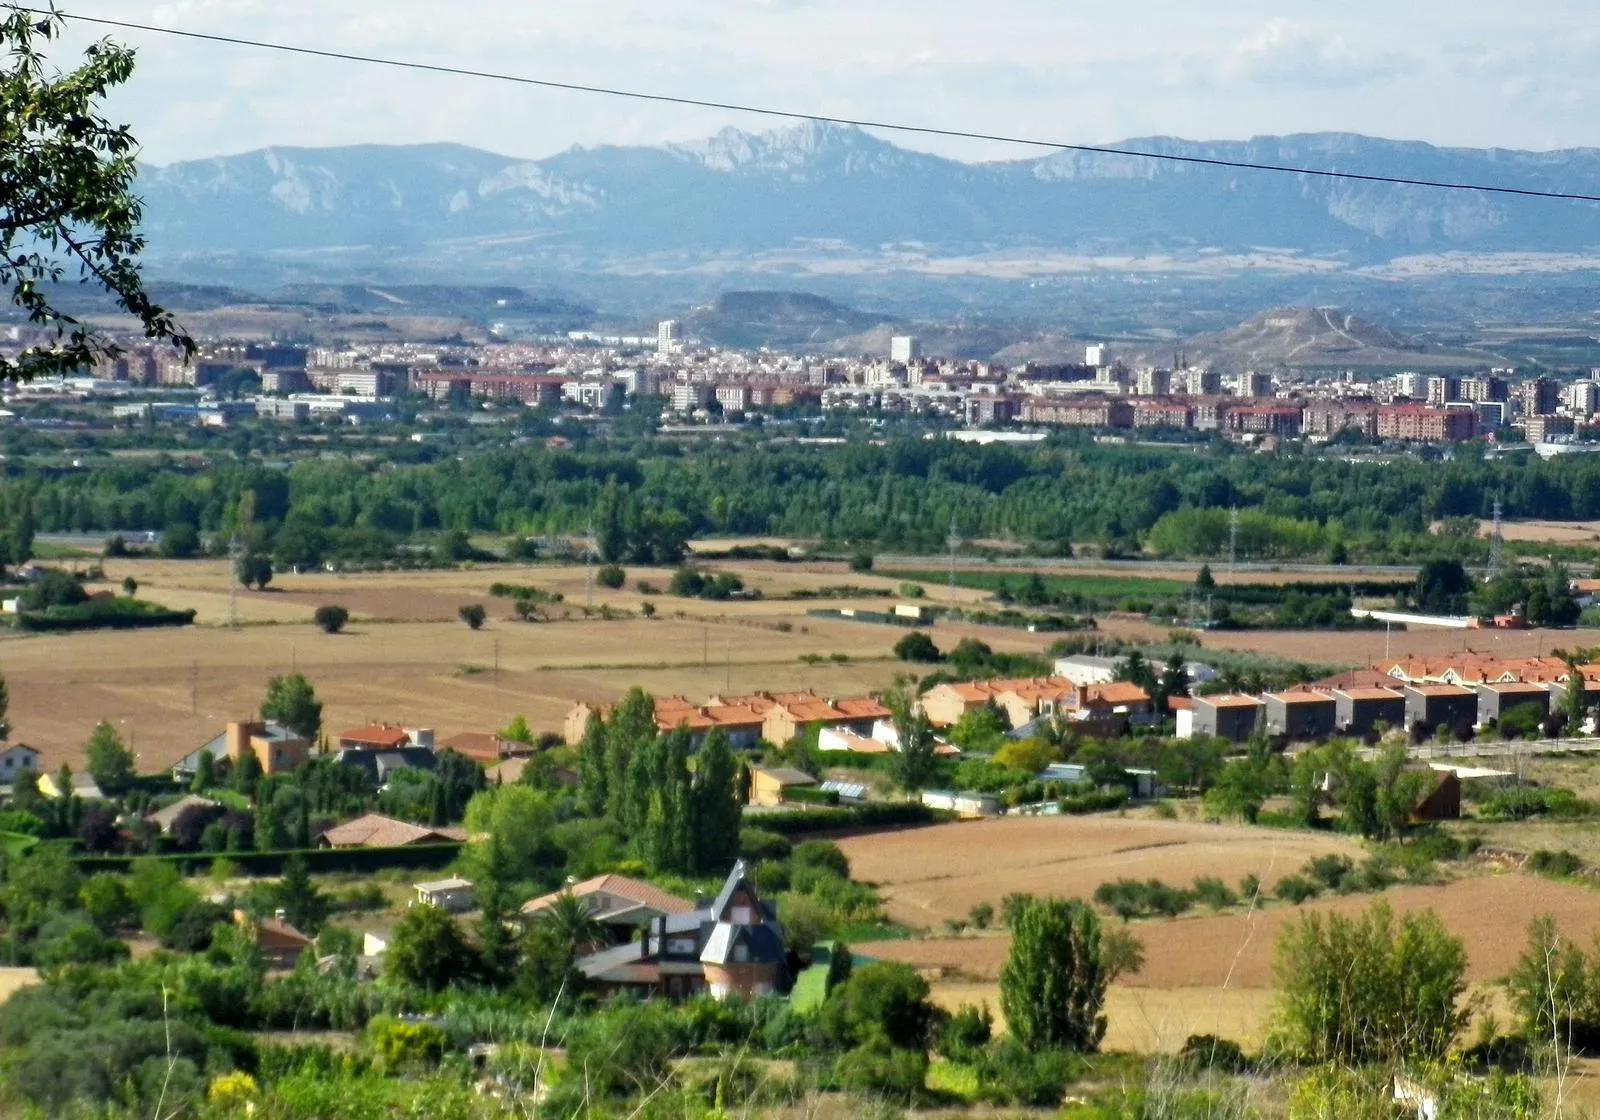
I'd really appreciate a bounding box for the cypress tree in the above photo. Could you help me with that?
[692,730,742,873]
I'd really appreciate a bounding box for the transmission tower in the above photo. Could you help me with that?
[1488,498,1506,577]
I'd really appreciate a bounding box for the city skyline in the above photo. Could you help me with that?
[62,0,1600,166]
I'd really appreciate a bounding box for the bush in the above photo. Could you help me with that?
[1177,1034,1250,1074]
[1529,849,1584,878]
[596,563,625,589]
[893,631,942,663]
[1191,876,1237,911]
[1092,878,1194,920]
[15,598,196,632]
[821,962,941,1050]
[849,551,874,573]
[313,605,349,634]
[833,1038,925,1101]
[938,1004,993,1062]
[974,1039,1077,1107]
[457,604,486,629]
[1272,875,1320,904]
[739,828,792,862]
[368,1016,449,1070]
[1303,854,1357,893]
[792,840,851,880]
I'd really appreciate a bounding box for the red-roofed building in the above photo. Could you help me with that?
[336,724,414,751]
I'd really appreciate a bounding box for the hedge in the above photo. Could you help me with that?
[73,842,463,876]
[16,599,197,632]
[751,802,940,836]
[782,786,841,807]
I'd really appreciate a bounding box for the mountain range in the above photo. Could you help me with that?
[131,123,1600,325]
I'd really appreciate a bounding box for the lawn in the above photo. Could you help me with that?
[0,831,38,858]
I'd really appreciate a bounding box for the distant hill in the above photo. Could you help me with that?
[1132,307,1495,371]
[682,291,889,350]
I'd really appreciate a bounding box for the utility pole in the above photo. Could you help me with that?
[1228,506,1240,573]
[703,627,709,671]
[946,515,960,599]
[586,518,596,611]
[228,529,241,630]
[190,661,198,715]
[494,639,501,690]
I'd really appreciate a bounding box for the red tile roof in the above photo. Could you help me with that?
[337,725,411,749]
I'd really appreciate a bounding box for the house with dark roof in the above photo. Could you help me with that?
[1262,691,1337,741]
[574,861,788,1001]
[1184,694,1264,742]
[1333,688,1407,736]
[1403,685,1478,735]
[1474,682,1552,728]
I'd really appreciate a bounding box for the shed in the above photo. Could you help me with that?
[748,766,817,807]
[1409,768,1462,822]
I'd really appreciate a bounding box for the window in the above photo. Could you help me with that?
[733,944,749,963]
[731,906,753,925]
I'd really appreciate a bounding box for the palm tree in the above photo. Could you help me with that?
[535,890,606,956]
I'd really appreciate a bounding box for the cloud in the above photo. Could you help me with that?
[1213,19,1410,88]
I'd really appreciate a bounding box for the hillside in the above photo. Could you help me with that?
[1145,307,1494,371]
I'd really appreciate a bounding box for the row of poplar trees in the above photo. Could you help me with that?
[576,689,743,876]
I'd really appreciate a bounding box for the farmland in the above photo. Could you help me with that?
[834,816,1364,929]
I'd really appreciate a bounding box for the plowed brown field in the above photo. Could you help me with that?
[836,816,1364,929]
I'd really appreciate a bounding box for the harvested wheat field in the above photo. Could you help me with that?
[4,559,1003,773]
[836,816,1363,929]
[866,872,1600,990]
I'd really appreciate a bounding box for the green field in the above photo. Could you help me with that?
[885,569,1191,601]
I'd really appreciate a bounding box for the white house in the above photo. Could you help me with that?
[413,877,476,912]
[1054,654,1217,687]
[0,744,40,780]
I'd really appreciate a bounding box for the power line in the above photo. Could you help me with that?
[40,7,1600,206]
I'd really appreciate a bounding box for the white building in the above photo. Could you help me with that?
[0,744,40,781]
[1085,344,1109,368]
[657,320,681,357]
[890,336,922,363]
[1238,371,1273,399]
[1566,380,1600,417]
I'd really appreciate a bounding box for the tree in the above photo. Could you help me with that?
[821,961,940,1051]
[533,891,605,958]
[596,563,625,589]
[0,8,194,382]
[499,714,534,745]
[825,941,855,996]
[1415,558,1471,614]
[1157,651,1190,707]
[158,522,200,559]
[691,729,742,873]
[83,720,134,794]
[385,903,477,991]
[999,896,1108,1053]
[1507,914,1600,1052]
[312,605,349,634]
[260,673,322,739]
[949,702,1009,752]
[0,670,10,739]
[849,551,874,573]
[235,552,272,590]
[1561,654,1590,733]
[461,785,555,883]
[893,631,942,664]
[457,604,486,630]
[1273,899,1466,1065]
[4,500,32,565]
[190,750,214,794]
[1113,650,1158,695]
[886,688,940,793]
[276,855,327,935]
[120,576,137,597]
[1194,564,1216,592]
[473,831,517,983]
[1204,759,1265,824]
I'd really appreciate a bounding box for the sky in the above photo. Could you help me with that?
[50,0,1600,166]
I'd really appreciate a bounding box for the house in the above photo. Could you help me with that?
[233,909,313,968]
[1402,685,1478,735]
[1409,769,1462,822]
[0,744,39,781]
[748,765,818,807]
[173,720,311,780]
[336,724,428,752]
[756,695,891,746]
[413,877,475,912]
[1333,688,1407,737]
[920,789,1002,817]
[1262,691,1337,741]
[317,813,466,849]
[1184,694,1264,742]
[1474,682,1552,727]
[919,677,1075,728]
[147,794,219,835]
[438,732,520,764]
[522,874,697,942]
[575,861,788,1000]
